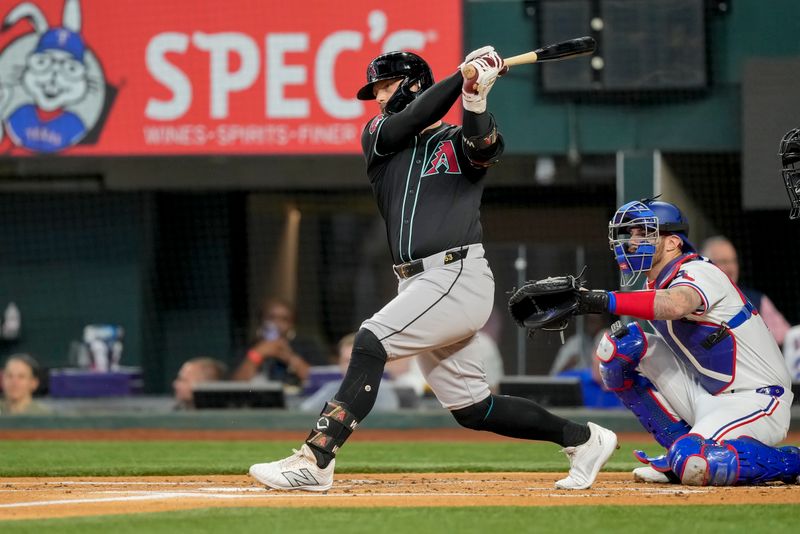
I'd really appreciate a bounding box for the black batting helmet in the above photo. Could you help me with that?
[779,128,800,220]
[356,51,434,114]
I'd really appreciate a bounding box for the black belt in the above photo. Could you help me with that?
[393,248,468,279]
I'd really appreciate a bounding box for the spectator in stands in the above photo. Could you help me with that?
[300,333,400,411]
[173,357,228,410]
[231,297,327,387]
[0,354,50,415]
[701,236,791,345]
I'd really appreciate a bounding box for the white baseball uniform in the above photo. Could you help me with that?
[639,254,793,445]
[361,243,494,410]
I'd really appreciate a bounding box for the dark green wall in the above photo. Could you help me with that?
[466,0,800,154]
[0,194,149,371]
[0,193,242,393]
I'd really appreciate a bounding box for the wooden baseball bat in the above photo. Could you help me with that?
[461,36,596,79]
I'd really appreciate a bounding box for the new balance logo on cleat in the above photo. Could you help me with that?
[282,468,319,488]
[249,444,335,492]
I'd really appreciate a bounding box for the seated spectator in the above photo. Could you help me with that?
[1,354,50,415]
[300,333,400,412]
[701,236,791,345]
[232,297,327,387]
[173,357,228,410]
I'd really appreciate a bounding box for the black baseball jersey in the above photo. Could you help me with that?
[361,118,491,264]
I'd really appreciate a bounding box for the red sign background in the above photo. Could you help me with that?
[0,0,462,156]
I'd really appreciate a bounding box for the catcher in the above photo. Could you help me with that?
[508,199,800,486]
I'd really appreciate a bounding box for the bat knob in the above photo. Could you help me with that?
[461,63,477,80]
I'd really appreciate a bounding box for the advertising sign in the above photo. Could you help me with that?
[0,0,462,155]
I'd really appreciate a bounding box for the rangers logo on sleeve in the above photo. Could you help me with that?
[422,140,462,176]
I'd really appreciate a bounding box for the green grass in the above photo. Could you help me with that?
[0,439,665,477]
[1,505,798,534]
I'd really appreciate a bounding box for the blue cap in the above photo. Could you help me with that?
[35,28,85,61]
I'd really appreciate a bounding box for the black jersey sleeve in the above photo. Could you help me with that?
[461,110,505,168]
[361,113,390,168]
[362,71,463,157]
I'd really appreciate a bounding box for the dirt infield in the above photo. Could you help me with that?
[1,430,798,520]
[1,473,799,521]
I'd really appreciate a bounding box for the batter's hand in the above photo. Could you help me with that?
[460,46,496,68]
[461,50,506,114]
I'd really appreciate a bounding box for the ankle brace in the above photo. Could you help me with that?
[305,400,360,455]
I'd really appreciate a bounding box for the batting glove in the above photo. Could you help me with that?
[462,51,506,114]
[459,45,496,69]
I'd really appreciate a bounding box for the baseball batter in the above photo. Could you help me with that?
[573,199,799,485]
[249,47,617,492]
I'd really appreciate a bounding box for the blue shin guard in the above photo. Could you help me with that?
[597,321,690,449]
[616,375,691,449]
[724,437,800,485]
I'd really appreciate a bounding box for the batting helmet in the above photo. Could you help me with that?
[356,51,434,115]
[779,128,800,220]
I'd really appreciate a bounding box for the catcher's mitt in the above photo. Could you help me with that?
[507,274,583,333]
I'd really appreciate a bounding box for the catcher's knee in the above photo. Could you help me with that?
[667,434,738,486]
[451,396,493,431]
[596,321,647,390]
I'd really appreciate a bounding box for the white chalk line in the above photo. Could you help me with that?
[0,479,714,510]
[0,491,492,509]
[3,481,213,487]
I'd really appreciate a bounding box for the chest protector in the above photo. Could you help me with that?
[650,254,754,395]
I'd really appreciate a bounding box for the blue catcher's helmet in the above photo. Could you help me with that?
[608,199,696,287]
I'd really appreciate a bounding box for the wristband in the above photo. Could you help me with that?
[247,349,264,366]
[609,290,656,320]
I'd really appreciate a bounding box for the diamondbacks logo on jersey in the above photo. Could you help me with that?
[368,115,384,134]
[422,140,461,176]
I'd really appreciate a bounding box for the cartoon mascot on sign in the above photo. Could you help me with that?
[0,0,111,153]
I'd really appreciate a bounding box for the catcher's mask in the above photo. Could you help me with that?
[356,51,434,115]
[609,199,695,287]
[779,128,800,220]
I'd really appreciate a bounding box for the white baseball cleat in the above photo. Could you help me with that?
[249,444,335,492]
[555,422,618,490]
[633,466,672,484]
